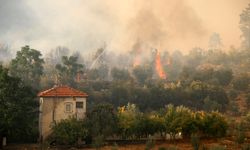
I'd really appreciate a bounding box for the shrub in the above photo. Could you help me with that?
[202,112,228,138]
[50,117,88,145]
[164,105,193,139]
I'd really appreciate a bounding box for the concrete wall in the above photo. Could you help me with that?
[39,97,86,140]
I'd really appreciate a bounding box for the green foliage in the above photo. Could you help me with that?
[164,104,193,139]
[87,103,118,138]
[9,45,44,89]
[56,55,84,86]
[202,112,228,138]
[50,118,88,145]
[117,103,140,139]
[0,65,38,142]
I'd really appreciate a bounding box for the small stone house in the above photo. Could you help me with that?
[38,85,88,141]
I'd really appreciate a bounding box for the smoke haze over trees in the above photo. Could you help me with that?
[0,0,249,55]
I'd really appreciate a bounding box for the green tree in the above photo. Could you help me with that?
[56,55,84,86]
[117,103,140,139]
[164,105,193,139]
[240,3,250,49]
[10,45,44,89]
[202,112,228,138]
[86,103,118,139]
[0,65,38,144]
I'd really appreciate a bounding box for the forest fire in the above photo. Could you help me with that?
[133,57,141,67]
[155,50,167,79]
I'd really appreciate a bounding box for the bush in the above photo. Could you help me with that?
[202,112,228,138]
[50,118,88,145]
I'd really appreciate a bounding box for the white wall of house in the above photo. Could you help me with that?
[39,97,86,140]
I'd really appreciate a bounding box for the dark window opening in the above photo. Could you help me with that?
[76,102,83,108]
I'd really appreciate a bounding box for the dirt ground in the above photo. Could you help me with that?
[3,138,248,150]
[84,139,241,150]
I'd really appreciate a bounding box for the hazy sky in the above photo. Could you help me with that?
[0,0,249,54]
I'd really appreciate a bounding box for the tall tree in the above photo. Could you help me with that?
[240,3,250,49]
[0,65,37,144]
[56,55,84,86]
[9,45,44,89]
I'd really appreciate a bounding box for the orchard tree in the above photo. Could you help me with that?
[10,45,44,89]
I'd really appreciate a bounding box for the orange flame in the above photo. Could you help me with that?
[133,57,141,67]
[155,51,167,79]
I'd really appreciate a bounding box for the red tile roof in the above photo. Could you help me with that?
[38,85,88,97]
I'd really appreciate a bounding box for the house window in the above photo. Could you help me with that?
[65,102,73,113]
[76,102,83,108]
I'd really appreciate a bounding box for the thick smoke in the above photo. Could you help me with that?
[0,0,248,55]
